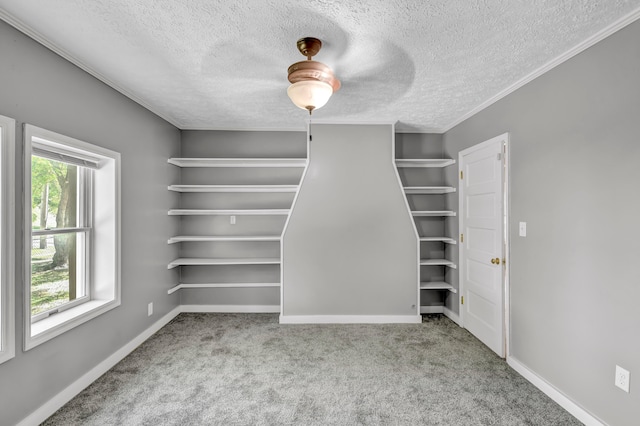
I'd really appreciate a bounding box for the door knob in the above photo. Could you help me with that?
[491,258,501,265]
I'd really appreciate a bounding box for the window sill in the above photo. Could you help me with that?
[26,298,120,350]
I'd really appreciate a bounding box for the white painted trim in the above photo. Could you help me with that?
[181,305,281,313]
[23,124,122,351]
[507,356,606,426]
[420,306,444,314]
[306,118,399,127]
[167,125,445,134]
[16,306,182,426]
[279,315,422,324]
[443,306,461,326]
[443,7,640,132]
[0,114,16,365]
[503,137,512,358]
[458,133,510,357]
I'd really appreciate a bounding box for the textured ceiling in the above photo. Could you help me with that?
[1,1,639,132]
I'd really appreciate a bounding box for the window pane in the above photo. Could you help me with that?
[31,156,78,231]
[31,232,85,316]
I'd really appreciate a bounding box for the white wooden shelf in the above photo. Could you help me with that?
[168,158,307,168]
[168,282,280,294]
[420,237,457,244]
[420,281,457,293]
[168,257,280,269]
[168,235,281,244]
[168,184,298,193]
[420,259,457,269]
[412,211,457,217]
[395,159,456,168]
[404,186,456,194]
[168,209,289,216]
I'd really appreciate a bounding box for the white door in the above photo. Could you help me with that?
[459,134,507,357]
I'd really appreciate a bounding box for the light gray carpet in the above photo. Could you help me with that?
[43,314,580,425]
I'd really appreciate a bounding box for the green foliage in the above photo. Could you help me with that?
[31,248,70,315]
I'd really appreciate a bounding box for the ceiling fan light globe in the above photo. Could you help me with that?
[287,80,333,112]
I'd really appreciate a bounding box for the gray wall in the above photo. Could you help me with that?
[283,124,417,317]
[443,19,640,425]
[0,20,180,425]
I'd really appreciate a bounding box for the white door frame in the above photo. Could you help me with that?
[458,133,510,357]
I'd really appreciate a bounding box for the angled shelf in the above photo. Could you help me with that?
[395,159,456,168]
[412,210,457,217]
[404,186,456,194]
[168,209,290,216]
[168,235,281,244]
[420,281,457,293]
[420,259,457,269]
[168,158,307,168]
[419,237,457,245]
[168,282,280,295]
[168,184,298,193]
[168,257,281,269]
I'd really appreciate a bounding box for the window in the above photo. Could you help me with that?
[0,114,16,364]
[24,124,120,350]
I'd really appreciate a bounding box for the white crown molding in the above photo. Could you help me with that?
[181,125,307,132]
[0,10,183,130]
[442,6,640,133]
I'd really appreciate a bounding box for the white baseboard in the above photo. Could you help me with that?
[507,356,605,426]
[443,306,461,326]
[17,306,182,426]
[279,314,422,324]
[180,304,280,313]
[420,305,444,314]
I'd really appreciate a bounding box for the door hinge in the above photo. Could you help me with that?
[460,233,464,243]
[460,171,463,180]
[461,296,464,305]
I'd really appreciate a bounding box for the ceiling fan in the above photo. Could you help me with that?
[286,37,341,115]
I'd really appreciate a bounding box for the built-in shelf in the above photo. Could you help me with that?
[412,211,457,217]
[420,259,457,269]
[420,281,457,293]
[419,237,457,245]
[168,282,280,295]
[168,235,281,244]
[168,257,281,269]
[168,158,307,168]
[168,209,290,216]
[404,186,456,194]
[395,159,456,168]
[168,184,298,193]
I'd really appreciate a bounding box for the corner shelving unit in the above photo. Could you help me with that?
[167,156,306,295]
[395,156,458,313]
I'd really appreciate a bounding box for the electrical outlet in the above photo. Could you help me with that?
[615,365,630,393]
[147,302,153,317]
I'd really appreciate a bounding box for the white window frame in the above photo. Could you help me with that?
[0,114,16,364]
[30,155,92,323]
[24,124,121,350]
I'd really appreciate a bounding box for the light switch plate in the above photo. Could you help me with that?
[519,222,527,237]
